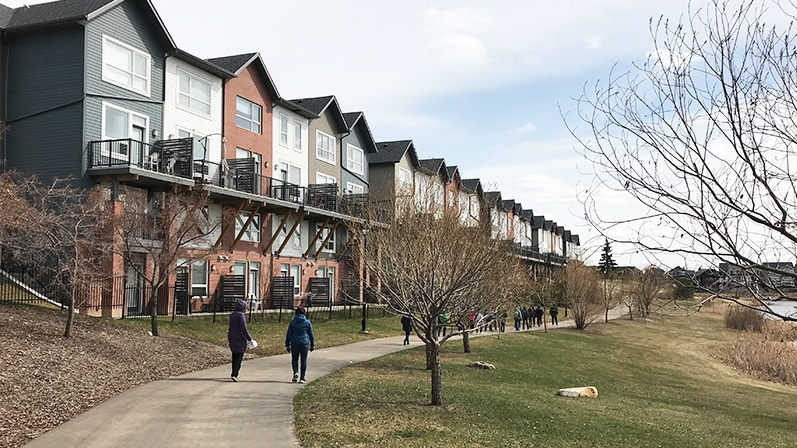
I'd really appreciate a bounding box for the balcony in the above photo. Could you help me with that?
[88,138,372,220]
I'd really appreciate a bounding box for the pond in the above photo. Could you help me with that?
[762,300,797,320]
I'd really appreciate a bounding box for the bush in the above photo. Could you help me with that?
[725,306,765,332]
[723,324,797,386]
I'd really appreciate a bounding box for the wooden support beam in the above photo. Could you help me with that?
[213,201,246,249]
[314,221,341,258]
[304,218,331,258]
[264,210,295,255]
[276,211,308,256]
[230,204,262,250]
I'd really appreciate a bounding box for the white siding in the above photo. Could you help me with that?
[272,105,309,188]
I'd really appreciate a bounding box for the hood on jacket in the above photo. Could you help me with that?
[235,299,247,312]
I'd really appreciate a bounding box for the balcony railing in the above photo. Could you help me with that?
[88,138,372,218]
[513,246,567,265]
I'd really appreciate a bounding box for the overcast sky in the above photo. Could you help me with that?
[7,0,701,267]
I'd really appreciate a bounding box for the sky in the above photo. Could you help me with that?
[6,0,701,267]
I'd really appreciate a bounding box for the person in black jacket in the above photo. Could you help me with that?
[534,306,544,327]
[227,299,253,382]
[550,306,559,325]
[401,315,412,345]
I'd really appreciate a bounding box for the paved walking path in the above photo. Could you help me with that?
[25,311,622,448]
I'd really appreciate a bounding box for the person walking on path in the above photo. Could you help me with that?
[285,306,315,383]
[401,315,412,345]
[227,299,254,382]
[535,306,544,327]
[550,306,559,325]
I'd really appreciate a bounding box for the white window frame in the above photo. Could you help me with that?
[191,260,208,297]
[279,114,289,146]
[235,213,260,243]
[236,96,262,133]
[102,35,151,96]
[346,144,364,175]
[316,172,336,185]
[292,220,302,249]
[291,265,301,296]
[316,130,336,164]
[317,224,335,252]
[346,182,365,195]
[293,121,303,151]
[177,69,211,116]
[101,102,149,160]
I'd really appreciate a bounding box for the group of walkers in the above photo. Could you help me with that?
[227,299,315,384]
[514,305,560,331]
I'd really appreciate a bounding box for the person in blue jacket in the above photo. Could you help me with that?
[285,306,315,383]
[227,299,253,382]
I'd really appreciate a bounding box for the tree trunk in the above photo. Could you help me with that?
[429,342,442,406]
[605,307,609,323]
[64,295,74,338]
[462,330,471,353]
[149,285,160,336]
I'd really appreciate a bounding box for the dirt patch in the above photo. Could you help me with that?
[0,305,230,448]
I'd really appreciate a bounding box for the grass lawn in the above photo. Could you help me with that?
[115,309,404,357]
[294,304,797,447]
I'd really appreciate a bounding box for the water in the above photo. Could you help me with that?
[762,301,797,320]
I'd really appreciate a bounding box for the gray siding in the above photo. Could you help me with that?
[5,24,86,184]
[367,164,395,204]
[341,121,370,193]
[84,0,165,141]
[307,109,342,188]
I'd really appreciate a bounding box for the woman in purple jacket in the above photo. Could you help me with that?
[228,299,253,382]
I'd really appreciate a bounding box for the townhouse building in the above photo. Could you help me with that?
[0,0,581,318]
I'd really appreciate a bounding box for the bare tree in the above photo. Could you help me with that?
[632,267,668,318]
[562,260,602,329]
[352,202,521,406]
[571,0,797,320]
[111,185,220,336]
[0,172,109,337]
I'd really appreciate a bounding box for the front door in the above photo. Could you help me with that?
[126,258,144,315]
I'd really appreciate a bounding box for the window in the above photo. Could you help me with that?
[448,190,456,207]
[236,97,262,133]
[279,114,289,146]
[102,103,148,159]
[317,224,335,252]
[178,70,211,115]
[102,36,150,96]
[293,221,302,248]
[346,182,365,195]
[346,144,364,174]
[191,260,208,296]
[316,130,336,163]
[291,265,301,295]
[398,167,412,190]
[316,172,336,185]
[294,121,303,150]
[434,183,444,205]
[235,213,260,242]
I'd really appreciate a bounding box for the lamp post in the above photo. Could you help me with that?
[197,133,225,181]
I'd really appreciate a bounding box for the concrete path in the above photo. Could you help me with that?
[25,311,622,448]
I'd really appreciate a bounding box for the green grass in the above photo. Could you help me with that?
[294,307,797,448]
[115,311,403,357]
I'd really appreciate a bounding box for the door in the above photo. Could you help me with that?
[126,258,144,315]
[249,262,260,309]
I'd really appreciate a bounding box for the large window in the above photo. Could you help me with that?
[102,35,150,96]
[178,70,211,115]
[294,121,303,150]
[346,144,364,174]
[398,167,412,191]
[316,130,336,164]
[279,114,289,146]
[316,172,336,185]
[191,260,208,296]
[346,182,365,195]
[235,213,260,242]
[102,103,148,159]
[236,97,262,133]
[291,265,301,295]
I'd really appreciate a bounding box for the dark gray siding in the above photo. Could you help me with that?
[341,122,370,193]
[5,24,86,184]
[84,0,165,141]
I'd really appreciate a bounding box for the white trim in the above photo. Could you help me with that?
[101,101,149,160]
[316,172,336,185]
[176,67,212,116]
[315,130,336,164]
[346,143,364,175]
[345,182,365,195]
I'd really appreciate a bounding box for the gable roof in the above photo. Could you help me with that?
[207,52,281,105]
[289,95,348,133]
[446,165,460,181]
[533,216,545,229]
[484,191,502,208]
[418,158,449,182]
[522,209,534,220]
[502,199,515,213]
[369,140,419,167]
[170,49,234,79]
[342,111,378,153]
[461,178,481,193]
[2,0,176,51]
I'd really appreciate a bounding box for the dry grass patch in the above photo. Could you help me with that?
[721,321,797,386]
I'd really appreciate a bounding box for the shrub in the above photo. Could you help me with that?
[723,324,797,386]
[725,306,765,332]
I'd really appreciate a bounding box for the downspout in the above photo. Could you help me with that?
[1,28,8,170]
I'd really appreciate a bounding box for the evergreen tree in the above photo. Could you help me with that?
[598,239,617,276]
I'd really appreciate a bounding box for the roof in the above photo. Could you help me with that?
[369,140,419,166]
[461,178,482,194]
[2,0,176,51]
[207,52,282,105]
[170,49,234,79]
[484,191,502,208]
[502,199,515,212]
[289,96,348,133]
[418,158,448,181]
[522,209,534,220]
[342,111,378,153]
